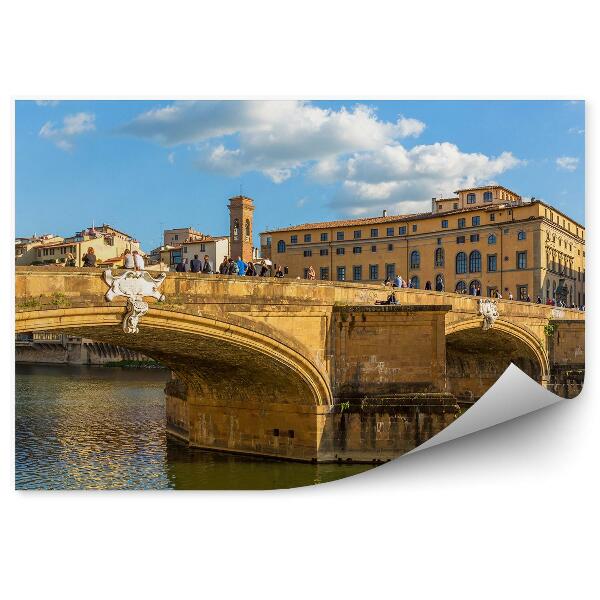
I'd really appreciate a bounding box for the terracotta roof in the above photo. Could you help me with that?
[263,212,426,234]
[260,200,564,235]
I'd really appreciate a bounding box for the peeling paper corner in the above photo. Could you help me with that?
[407,364,565,455]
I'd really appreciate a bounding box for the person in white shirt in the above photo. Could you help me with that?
[132,250,145,271]
[123,249,135,270]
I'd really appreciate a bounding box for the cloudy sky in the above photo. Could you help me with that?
[16,100,585,250]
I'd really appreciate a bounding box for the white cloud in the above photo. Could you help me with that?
[122,100,425,182]
[568,127,584,134]
[121,100,524,215]
[167,152,175,164]
[35,100,60,107]
[326,143,523,213]
[556,156,579,171]
[39,112,95,150]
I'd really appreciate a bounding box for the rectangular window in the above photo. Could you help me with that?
[487,254,497,272]
[399,226,407,235]
[467,193,476,204]
[453,203,459,210]
[336,247,345,255]
[517,251,527,269]
[290,235,298,244]
[303,267,310,279]
[336,231,344,241]
[370,228,379,238]
[320,248,329,256]
[412,224,417,232]
[437,238,442,245]
[470,234,480,242]
[484,191,493,202]
[303,250,312,257]
[337,266,346,281]
[369,264,379,280]
[320,233,328,242]
[385,263,395,280]
[441,220,448,228]
[517,285,528,301]
[386,227,394,236]
[353,246,362,254]
[353,230,362,239]
[353,265,362,281]
[489,213,496,222]
[320,267,329,280]
[371,245,377,252]
[456,236,465,244]
[304,234,312,243]
[387,243,393,251]
[472,216,480,226]
[458,218,466,229]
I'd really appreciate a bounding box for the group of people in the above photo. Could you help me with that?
[175,254,214,274]
[62,247,145,270]
[174,255,284,278]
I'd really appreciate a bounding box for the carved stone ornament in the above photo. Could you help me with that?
[103,269,166,333]
[478,298,499,331]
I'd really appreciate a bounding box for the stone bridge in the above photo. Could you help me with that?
[15,267,584,462]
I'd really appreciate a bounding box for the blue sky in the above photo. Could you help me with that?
[16,100,585,251]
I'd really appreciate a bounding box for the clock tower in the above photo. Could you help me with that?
[228,195,255,262]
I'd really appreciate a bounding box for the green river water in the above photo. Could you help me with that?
[15,364,372,490]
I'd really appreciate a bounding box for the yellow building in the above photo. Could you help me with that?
[260,185,585,306]
[16,224,141,267]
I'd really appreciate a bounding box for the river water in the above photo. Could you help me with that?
[15,365,371,490]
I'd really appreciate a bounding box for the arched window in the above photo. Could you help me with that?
[435,274,444,291]
[456,252,467,274]
[233,218,240,241]
[517,230,526,241]
[245,219,251,238]
[434,247,444,267]
[469,250,481,273]
[410,275,419,289]
[455,281,467,293]
[469,280,481,295]
[277,240,286,253]
[488,234,496,245]
[410,250,420,269]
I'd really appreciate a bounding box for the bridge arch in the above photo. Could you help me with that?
[15,306,333,409]
[445,318,549,399]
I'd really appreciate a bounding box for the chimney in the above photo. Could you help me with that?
[431,197,436,212]
[383,209,388,217]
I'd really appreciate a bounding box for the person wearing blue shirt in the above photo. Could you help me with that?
[236,256,247,276]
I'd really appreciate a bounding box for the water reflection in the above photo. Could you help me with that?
[15,365,372,490]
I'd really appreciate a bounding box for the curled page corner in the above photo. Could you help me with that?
[407,363,564,455]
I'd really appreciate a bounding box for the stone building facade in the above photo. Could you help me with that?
[15,224,141,267]
[260,185,585,306]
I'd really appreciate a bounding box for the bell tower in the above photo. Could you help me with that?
[228,195,255,262]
